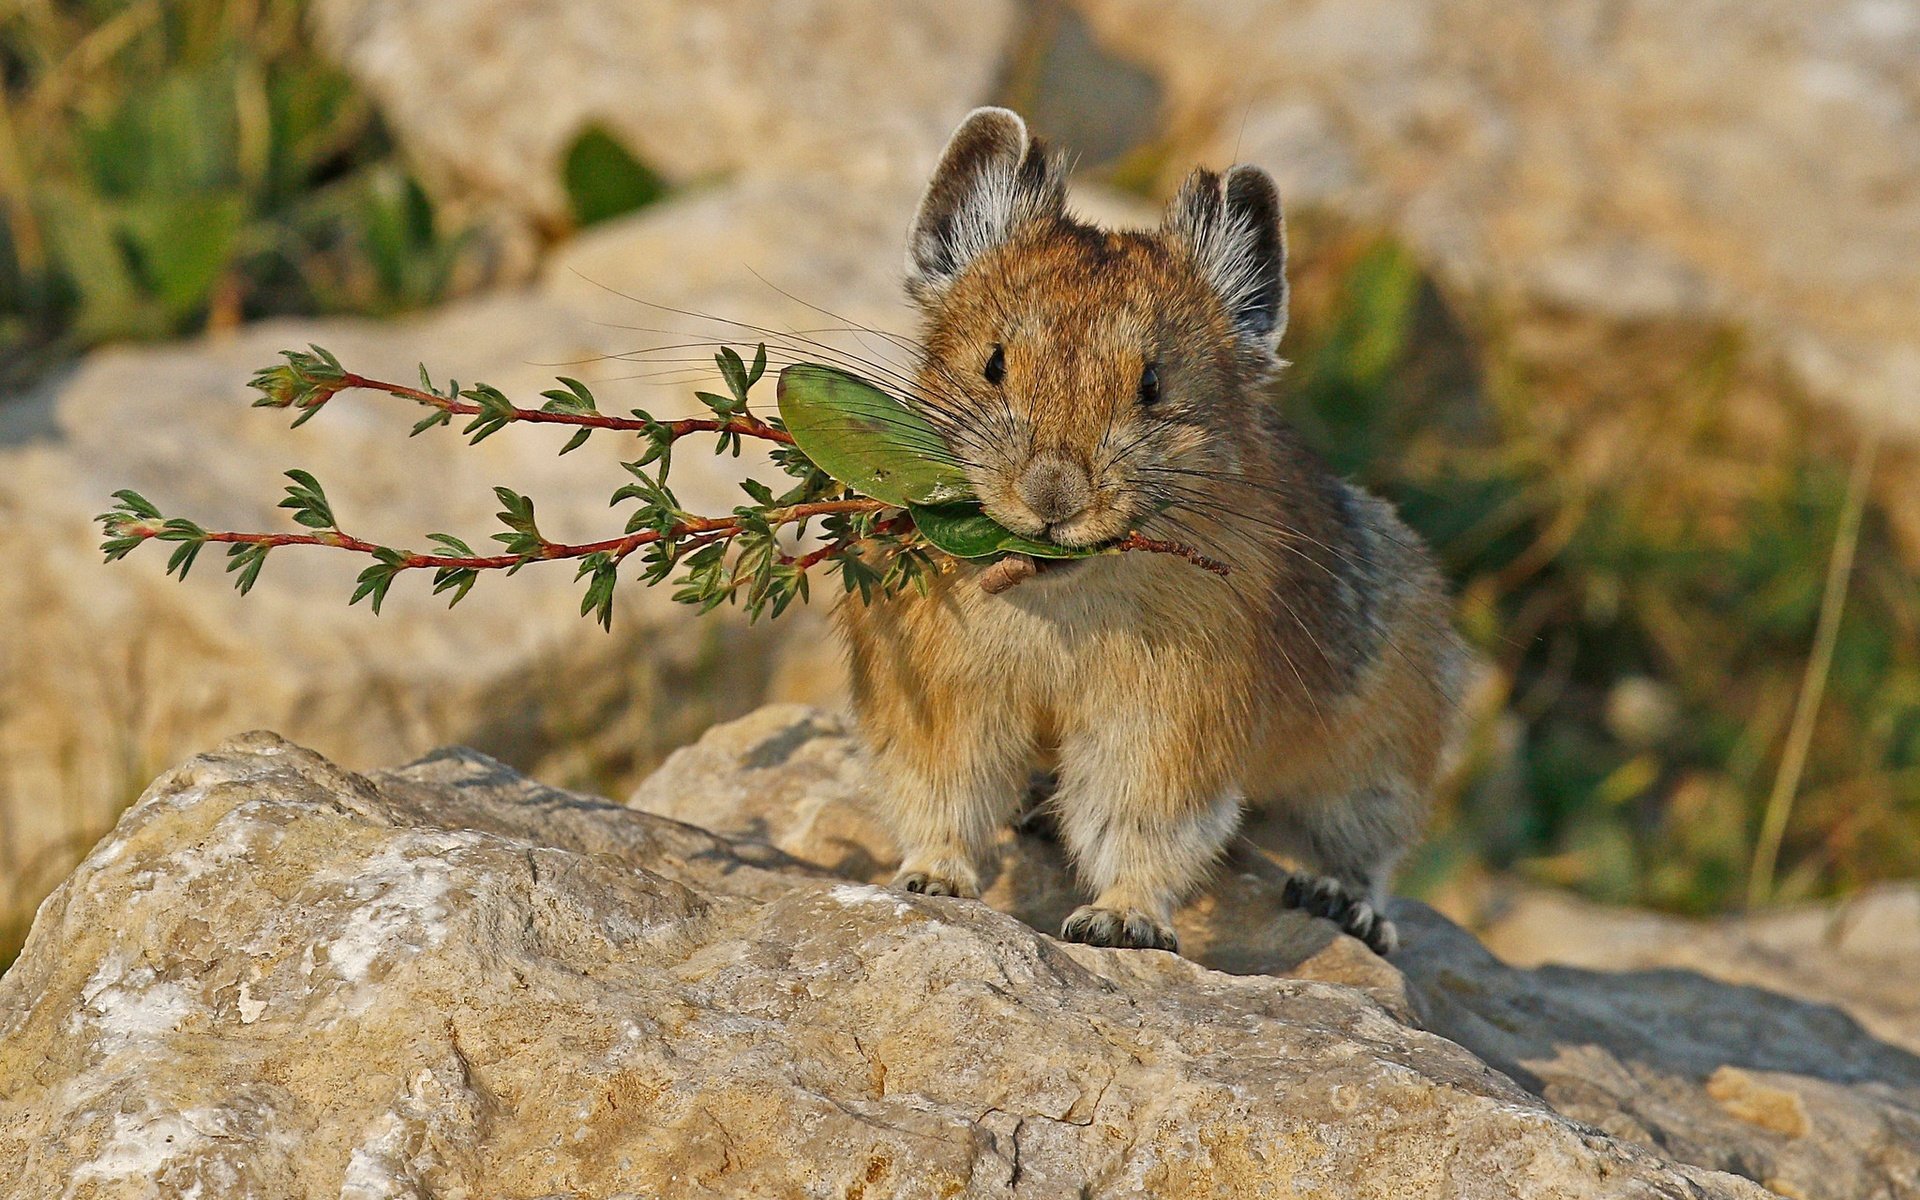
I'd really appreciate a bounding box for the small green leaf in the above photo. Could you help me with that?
[279,469,337,530]
[432,567,478,608]
[717,347,750,403]
[491,487,543,556]
[575,553,619,631]
[154,517,206,542]
[225,542,271,594]
[349,547,408,614]
[410,410,452,437]
[539,377,599,416]
[164,539,204,579]
[461,383,516,443]
[107,489,161,520]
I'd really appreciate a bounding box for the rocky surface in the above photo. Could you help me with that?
[1065,0,1920,433]
[6,708,1915,1195]
[635,705,1920,1200]
[1477,883,1920,1058]
[0,721,1795,1198]
[311,0,1019,239]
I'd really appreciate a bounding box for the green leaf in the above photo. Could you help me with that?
[432,567,478,608]
[775,364,971,507]
[491,487,543,556]
[906,501,1104,560]
[349,547,409,614]
[107,489,161,520]
[575,553,619,631]
[460,383,517,443]
[279,469,337,529]
[155,517,206,542]
[717,347,750,403]
[164,539,204,580]
[410,410,453,437]
[225,543,271,594]
[539,377,599,415]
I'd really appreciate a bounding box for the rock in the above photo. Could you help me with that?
[1,725,1786,1198]
[1476,884,1920,1057]
[1062,0,1920,432]
[632,705,1920,1200]
[1398,909,1920,1200]
[310,0,1019,233]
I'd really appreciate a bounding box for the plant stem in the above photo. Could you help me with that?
[1111,532,1231,576]
[116,498,892,573]
[336,372,795,444]
[1747,425,1880,908]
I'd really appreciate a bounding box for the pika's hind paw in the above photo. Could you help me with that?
[1282,873,1399,956]
[893,869,978,899]
[1060,905,1179,953]
[1011,770,1061,840]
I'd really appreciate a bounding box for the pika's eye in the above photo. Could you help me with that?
[1138,362,1161,407]
[984,344,1006,385]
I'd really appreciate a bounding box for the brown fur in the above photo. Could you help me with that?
[841,109,1466,954]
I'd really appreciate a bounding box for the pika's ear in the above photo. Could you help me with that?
[906,108,1066,300]
[1165,164,1289,347]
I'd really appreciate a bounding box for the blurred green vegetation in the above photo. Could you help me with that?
[1279,233,1920,914]
[563,124,668,230]
[0,0,468,385]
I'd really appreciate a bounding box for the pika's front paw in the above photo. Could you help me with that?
[892,869,979,899]
[1060,905,1179,953]
[1281,873,1398,955]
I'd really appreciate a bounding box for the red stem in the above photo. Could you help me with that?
[135,498,892,572]
[335,373,796,444]
[1111,532,1231,576]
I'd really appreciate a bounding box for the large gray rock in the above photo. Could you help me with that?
[632,705,1920,1200]
[1477,883,1920,1057]
[311,0,1019,232]
[1065,0,1920,431]
[0,720,1782,1198]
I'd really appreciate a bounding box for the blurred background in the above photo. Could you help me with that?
[2,0,1916,969]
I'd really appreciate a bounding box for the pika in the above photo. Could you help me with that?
[839,109,1466,955]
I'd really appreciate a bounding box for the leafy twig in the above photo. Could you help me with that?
[102,343,1227,630]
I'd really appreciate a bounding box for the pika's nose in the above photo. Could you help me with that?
[1016,455,1094,525]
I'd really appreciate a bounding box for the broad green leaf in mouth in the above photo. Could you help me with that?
[775,364,974,508]
[777,363,1112,560]
[906,501,1108,560]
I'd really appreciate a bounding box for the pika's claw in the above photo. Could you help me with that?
[1282,873,1398,955]
[893,869,975,899]
[1060,905,1179,952]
